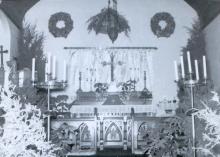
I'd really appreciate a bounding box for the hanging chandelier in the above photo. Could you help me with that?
[87,0,130,43]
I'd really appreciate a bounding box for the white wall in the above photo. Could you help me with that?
[25,0,197,103]
[0,10,20,86]
[204,14,220,92]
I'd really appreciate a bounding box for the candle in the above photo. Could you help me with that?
[180,56,185,79]
[187,51,192,73]
[47,53,51,74]
[174,61,179,81]
[194,60,199,81]
[203,56,207,79]
[31,58,35,81]
[63,60,67,81]
[52,56,56,79]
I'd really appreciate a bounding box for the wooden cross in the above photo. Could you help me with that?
[0,45,8,68]
[101,52,123,82]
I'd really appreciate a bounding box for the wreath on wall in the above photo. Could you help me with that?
[151,12,175,38]
[48,12,73,38]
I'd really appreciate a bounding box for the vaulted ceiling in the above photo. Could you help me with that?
[0,0,39,29]
[184,0,220,28]
[0,0,220,29]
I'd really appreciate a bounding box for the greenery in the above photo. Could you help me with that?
[151,12,175,38]
[87,0,130,43]
[0,88,58,157]
[48,12,73,38]
[182,20,206,80]
[143,117,188,157]
[18,23,46,81]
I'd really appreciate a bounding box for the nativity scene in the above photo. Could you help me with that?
[0,0,220,157]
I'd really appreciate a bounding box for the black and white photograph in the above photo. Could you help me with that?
[0,0,220,157]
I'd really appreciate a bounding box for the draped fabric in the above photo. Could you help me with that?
[65,48,154,101]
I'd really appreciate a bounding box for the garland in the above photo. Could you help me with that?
[151,12,175,38]
[48,12,73,38]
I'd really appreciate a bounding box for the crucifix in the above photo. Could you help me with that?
[0,45,8,69]
[101,52,123,82]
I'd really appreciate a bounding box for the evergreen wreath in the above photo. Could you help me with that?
[151,12,175,38]
[48,12,73,38]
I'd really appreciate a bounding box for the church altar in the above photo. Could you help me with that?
[50,47,178,156]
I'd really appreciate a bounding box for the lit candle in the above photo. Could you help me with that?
[180,56,185,79]
[187,51,192,73]
[194,60,199,81]
[47,53,51,74]
[203,56,207,79]
[31,58,35,82]
[174,61,179,81]
[52,56,56,79]
[63,60,67,81]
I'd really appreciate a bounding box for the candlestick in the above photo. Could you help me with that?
[32,58,35,82]
[45,63,48,82]
[174,61,179,81]
[63,60,67,81]
[203,56,207,79]
[187,51,192,74]
[180,56,185,79]
[47,53,51,74]
[52,56,56,79]
[194,60,199,81]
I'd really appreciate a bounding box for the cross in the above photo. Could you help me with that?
[0,45,8,68]
[101,52,123,82]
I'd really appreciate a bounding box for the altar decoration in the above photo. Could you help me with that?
[0,88,58,157]
[64,48,154,96]
[48,12,73,38]
[87,0,130,43]
[151,12,175,38]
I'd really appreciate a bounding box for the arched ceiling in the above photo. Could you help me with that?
[184,0,220,28]
[0,0,219,29]
[0,0,39,29]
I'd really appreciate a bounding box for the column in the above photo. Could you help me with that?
[100,117,104,151]
[123,116,128,150]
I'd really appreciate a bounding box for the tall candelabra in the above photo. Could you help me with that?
[174,52,208,157]
[178,75,206,157]
[33,73,67,141]
[32,55,68,141]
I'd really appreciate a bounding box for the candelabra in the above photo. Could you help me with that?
[174,52,208,157]
[176,74,207,157]
[32,73,67,141]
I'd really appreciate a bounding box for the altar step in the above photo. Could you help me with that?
[66,148,144,157]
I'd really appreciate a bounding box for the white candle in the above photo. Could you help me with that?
[31,58,35,81]
[203,56,207,79]
[180,56,185,79]
[47,53,51,74]
[187,51,192,73]
[174,61,179,81]
[194,60,199,81]
[63,60,67,81]
[52,56,56,79]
